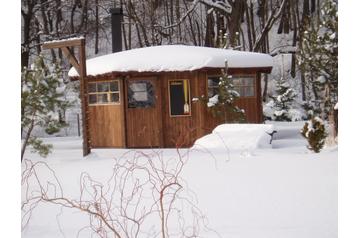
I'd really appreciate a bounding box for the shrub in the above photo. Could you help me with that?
[301,117,328,153]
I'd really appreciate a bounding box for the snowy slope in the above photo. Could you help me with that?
[21,122,337,238]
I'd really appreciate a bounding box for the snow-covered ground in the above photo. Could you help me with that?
[21,121,337,238]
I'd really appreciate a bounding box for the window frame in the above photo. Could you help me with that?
[126,79,156,109]
[207,74,257,98]
[88,80,121,106]
[168,79,192,117]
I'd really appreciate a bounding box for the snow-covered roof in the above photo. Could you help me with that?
[68,45,273,77]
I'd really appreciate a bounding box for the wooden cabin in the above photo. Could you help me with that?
[68,45,273,149]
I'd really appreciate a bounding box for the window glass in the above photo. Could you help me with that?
[245,87,254,96]
[232,76,255,97]
[169,80,191,116]
[127,81,155,108]
[208,75,255,97]
[97,82,110,92]
[110,81,119,91]
[97,94,108,103]
[88,80,120,105]
[208,77,220,98]
[88,83,97,93]
[89,94,97,104]
[111,93,119,102]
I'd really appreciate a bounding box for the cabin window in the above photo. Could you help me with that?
[208,75,256,97]
[168,79,191,116]
[127,81,155,108]
[88,80,120,105]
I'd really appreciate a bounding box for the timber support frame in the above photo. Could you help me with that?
[42,38,91,156]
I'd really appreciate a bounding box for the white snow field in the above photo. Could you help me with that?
[21,122,337,238]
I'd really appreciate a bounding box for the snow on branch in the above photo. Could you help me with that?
[200,0,232,14]
[155,0,200,30]
[270,46,297,56]
[253,0,288,52]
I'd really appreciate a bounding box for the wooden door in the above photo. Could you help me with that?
[125,78,162,148]
[88,80,125,148]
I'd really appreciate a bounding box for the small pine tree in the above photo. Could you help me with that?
[269,77,297,121]
[204,61,246,123]
[301,117,328,153]
[21,56,72,161]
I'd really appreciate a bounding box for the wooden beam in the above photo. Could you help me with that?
[41,37,91,156]
[78,39,91,156]
[61,47,80,75]
[42,38,83,50]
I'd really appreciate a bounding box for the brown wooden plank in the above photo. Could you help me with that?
[42,38,83,50]
[61,47,80,74]
[160,72,197,148]
[89,104,124,147]
[124,77,162,148]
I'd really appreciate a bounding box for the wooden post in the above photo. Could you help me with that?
[256,72,264,123]
[42,37,91,156]
[79,38,91,156]
[77,113,81,137]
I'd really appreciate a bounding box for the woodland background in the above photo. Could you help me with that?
[21,0,338,136]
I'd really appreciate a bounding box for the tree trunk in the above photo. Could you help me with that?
[245,3,253,51]
[227,1,243,48]
[21,120,34,162]
[311,0,316,13]
[290,0,298,78]
[175,0,181,42]
[95,0,99,54]
[21,1,35,69]
[204,9,215,47]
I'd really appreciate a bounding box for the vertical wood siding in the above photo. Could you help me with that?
[124,77,164,148]
[86,68,267,148]
[88,79,125,147]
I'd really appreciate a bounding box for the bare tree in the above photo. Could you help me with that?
[22,150,216,237]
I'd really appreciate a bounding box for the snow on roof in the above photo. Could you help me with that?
[68,45,273,77]
[43,36,85,45]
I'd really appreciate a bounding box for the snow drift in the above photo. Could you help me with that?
[193,123,275,151]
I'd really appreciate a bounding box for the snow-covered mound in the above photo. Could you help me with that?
[193,123,275,151]
[69,45,273,77]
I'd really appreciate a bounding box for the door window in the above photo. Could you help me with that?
[127,81,155,108]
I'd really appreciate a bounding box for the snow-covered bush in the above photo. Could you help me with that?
[196,60,245,123]
[301,117,328,153]
[263,77,304,121]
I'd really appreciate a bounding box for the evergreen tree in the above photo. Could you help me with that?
[301,116,328,153]
[21,56,72,161]
[204,60,246,123]
[298,0,338,119]
[265,77,298,121]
